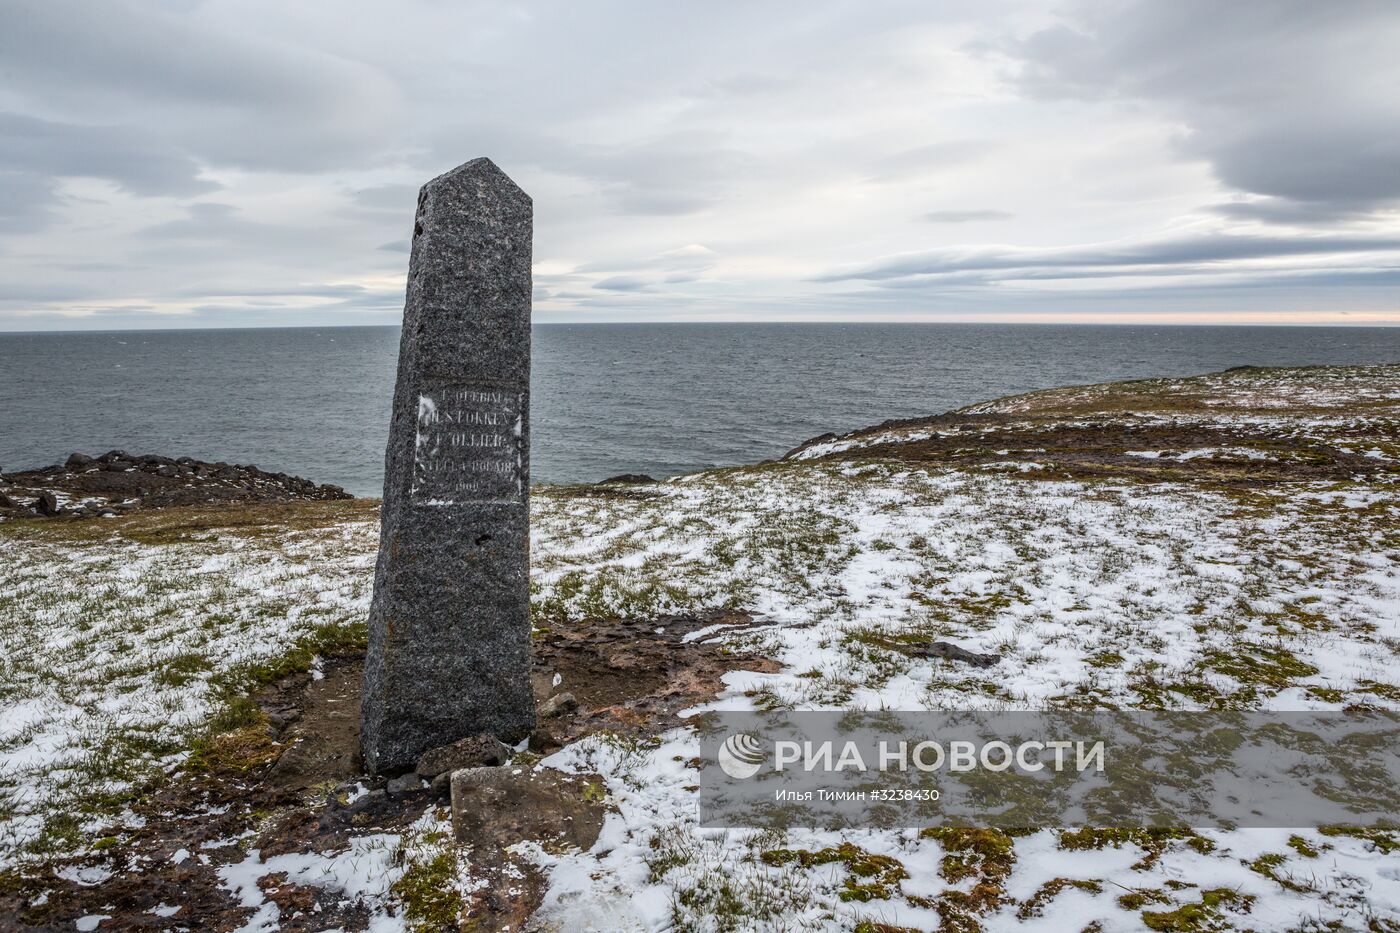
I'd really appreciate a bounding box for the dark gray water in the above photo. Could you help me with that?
[1,324,1397,496]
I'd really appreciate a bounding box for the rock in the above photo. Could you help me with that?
[355,787,390,810]
[599,473,656,485]
[911,640,1001,668]
[35,491,59,516]
[385,772,424,797]
[1,451,352,519]
[527,728,561,754]
[324,780,380,808]
[265,707,299,731]
[415,734,510,779]
[450,767,606,852]
[538,692,578,718]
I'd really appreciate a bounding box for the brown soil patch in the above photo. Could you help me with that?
[792,412,1399,486]
[532,609,780,740]
[0,610,774,931]
[785,367,1400,488]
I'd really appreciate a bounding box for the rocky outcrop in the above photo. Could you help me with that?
[599,473,657,484]
[0,450,352,519]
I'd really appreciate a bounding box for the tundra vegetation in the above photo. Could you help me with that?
[1,365,1397,930]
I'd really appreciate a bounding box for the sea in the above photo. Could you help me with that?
[1,324,1397,496]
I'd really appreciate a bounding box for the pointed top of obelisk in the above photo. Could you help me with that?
[423,157,531,203]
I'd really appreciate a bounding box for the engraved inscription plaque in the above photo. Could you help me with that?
[411,384,523,505]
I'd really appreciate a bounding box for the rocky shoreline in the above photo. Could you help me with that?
[0,450,352,520]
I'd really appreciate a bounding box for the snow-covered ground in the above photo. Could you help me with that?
[0,510,378,861]
[2,365,1398,930]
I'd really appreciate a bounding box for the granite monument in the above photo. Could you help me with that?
[360,158,536,774]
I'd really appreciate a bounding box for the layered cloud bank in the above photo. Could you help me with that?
[2,0,1398,328]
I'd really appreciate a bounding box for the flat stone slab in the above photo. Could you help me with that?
[450,766,607,853]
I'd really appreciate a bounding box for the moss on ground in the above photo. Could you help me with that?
[391,837,463,933]
[759,842,908,903]
[1015,877,1103,919]
[1287,834,1321,858]
[916,828,1021,932]
[1317,825,1399,854]
[1202,644,1319,691]
[1058,828,1213,870]
[1140,887,1255,931]
[1118,888,1173,910]
[1247,852,1311,892]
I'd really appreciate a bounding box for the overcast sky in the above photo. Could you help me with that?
[2,0,1398,330]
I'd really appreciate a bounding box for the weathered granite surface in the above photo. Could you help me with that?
[360,158,536,774]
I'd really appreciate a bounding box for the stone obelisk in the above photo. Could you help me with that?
[360,158,536,775]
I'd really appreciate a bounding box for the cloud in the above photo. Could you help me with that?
[0,170,59,232]
[922,209,1013,223]
[1002,1,1400,221]
[577,243,718,276]
[4,0,401,173]
[873,140,1000,182]
[347,185,421,214]
[592,276,651,292]
[0,112,217,197]
[817,232,1400,282]
[559,134,756,216]
[169,282,379,301]
[135,203,259,239]
[1206,198,1383,225]
[426,122,758,216]
[7,0,353,110]
[661,244,716,259]
[2,0,1399,328]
